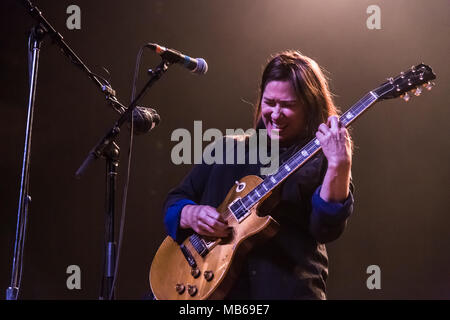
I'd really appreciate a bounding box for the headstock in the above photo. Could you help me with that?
[373,64,436,102]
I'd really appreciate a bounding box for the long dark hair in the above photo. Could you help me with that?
[254,50,340,141]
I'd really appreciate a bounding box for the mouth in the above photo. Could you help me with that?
[271,123,287,130]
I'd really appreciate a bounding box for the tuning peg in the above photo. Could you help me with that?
[401,92,411,102]
[387,77,394,84]
[414,87,422,96]
[425,81,434,91]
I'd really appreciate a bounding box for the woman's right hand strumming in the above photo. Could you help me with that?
[180,205,231,238]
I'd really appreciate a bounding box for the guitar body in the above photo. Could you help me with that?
[150,175,280,300]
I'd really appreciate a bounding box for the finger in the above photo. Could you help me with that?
[200,208,228,228]
[315,130,325,142]
[318,123,330,135]
[199,220,231,238]
[328,116,339,131]
[339,127,348,137]
[205,207,228,224]
[338,128,351,142]
[203,214,228,230]
[197,220,216,236]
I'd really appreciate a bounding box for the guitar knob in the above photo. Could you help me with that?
[191,268,201,278]
[187,285,198,297]
[425,81,434,91]
[175,283,185,294]
[204,270,214,281]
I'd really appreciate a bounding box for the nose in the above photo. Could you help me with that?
[271,105,282,121]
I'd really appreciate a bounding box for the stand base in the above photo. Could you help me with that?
[6,287,19,300]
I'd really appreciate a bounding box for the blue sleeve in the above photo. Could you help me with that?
[309,184,354,243]
[311,185,354,225]
[164,198,196,243]
[162,161,213,243]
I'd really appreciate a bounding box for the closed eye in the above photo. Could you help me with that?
[263,99,276,107]
[281,102,298,108]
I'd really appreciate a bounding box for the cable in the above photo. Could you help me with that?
[108,44,147,299]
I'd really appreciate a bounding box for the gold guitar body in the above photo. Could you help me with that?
[149,175,280,300]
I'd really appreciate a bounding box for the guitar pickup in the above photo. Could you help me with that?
[228,197,249,221]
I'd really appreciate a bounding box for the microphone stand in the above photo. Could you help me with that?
[8,0,167,300]
[101,141,120,300]
[6,23,45,301]
[75,60,170,300]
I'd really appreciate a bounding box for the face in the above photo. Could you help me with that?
[261,80,306,146]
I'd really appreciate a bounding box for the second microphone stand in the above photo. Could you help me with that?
[76,60,170,300]
[100,142,119,300]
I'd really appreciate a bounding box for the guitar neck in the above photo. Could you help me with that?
[238,91,379,212]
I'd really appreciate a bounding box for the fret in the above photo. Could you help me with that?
[241,197,253,211]
[243,187,267,209]
[274,170,285,181]
[340,93,377,127]
[263,178,275,191]
[257,185,266,197]
[242,193,253,208]
[305,142,319,154]
[278,169,290,182]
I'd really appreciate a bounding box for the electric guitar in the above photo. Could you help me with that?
[149,64,436,300]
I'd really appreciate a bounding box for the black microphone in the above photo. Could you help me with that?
[146,43,208,75]
[131,106,160,135]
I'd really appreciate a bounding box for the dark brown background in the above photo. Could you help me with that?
[1,0,449,299]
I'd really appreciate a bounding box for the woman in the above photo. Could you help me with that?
[163,50,354,299]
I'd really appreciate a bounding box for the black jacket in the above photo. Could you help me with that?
[163,136,354,299]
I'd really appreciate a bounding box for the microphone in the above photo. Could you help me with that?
[146,43,208,75]
[131,106,161,135]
